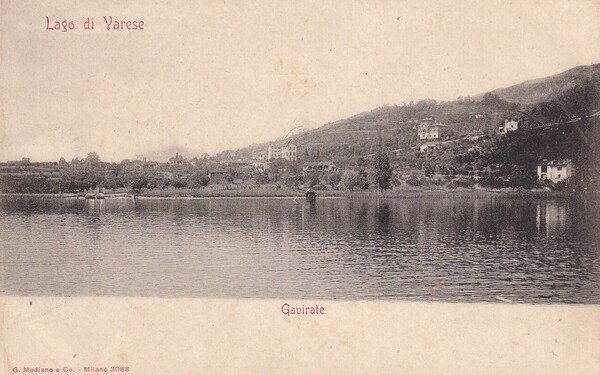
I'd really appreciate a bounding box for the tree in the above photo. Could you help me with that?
[423,163,435,177]
[127,174,148,192]
[306,172,320,187]
[372,149,393,190]
[340,170,361,191]
[327,173,341,189]
[85,152,101,165]
[186,171,210,188]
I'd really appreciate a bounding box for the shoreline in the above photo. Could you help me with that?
[0,189,594,200]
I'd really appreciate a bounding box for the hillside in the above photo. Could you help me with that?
[219,63,599,168]
[482,64,600,106]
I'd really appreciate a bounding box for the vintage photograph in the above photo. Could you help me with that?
[1,0,599,373]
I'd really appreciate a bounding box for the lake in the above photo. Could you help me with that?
[0,195,598,303]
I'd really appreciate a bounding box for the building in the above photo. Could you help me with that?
[252,150,268,161]
[168,152,185,166]
[251,161,269,173]
[469,112,486,119]
[537,159,574,183]
[267,142,297,161]
[303,161,339,176]
[208,167,227,180]
[465,133,484,141]
[499,119,518,134]
[419,142,439,153]
[418,118,447,140]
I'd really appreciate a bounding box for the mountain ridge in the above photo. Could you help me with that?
[216,63,599,164]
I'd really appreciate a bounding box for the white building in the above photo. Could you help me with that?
[499,119,519,134]
[537,159,574,183]
[418,118,447,140]
[268,143,297,161]
[252,151,268,161]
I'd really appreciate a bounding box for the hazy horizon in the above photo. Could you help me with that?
[2,0,600,162]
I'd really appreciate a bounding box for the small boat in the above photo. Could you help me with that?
[84,193,96,199]
[305,188,317,202]
[95,192,105,199]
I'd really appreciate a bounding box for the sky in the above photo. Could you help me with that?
[1,0,600,162]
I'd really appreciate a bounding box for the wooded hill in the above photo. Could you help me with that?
[221,63,600,171]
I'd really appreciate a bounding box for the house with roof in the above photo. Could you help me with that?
[268,142,298,161]
[499,119,519,134]
[417,118,449,140]
[208,167,227,180]
[252,150,268,161]
[303,161,339,176]
[537,159,574,183]
[469,112,486,119]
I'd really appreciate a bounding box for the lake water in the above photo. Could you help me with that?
[0,195,598,303]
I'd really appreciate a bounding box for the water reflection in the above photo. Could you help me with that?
[0,196,598,303]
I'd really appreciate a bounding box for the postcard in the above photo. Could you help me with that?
[1,1,599,373]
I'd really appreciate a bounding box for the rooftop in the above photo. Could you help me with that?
[303,161,336,167]
[546,159,572,166]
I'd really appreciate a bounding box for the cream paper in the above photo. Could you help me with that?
[1,1,599,373]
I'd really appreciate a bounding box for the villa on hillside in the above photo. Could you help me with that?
[468,146,482,154]
[418,118,449,140]
[303,161,339,176]
[537,159,574,183]
[268,142,298,161]
[469,112,486,119]
[252,150,268,161]
[252,141,298,162]
[499,119,519,134]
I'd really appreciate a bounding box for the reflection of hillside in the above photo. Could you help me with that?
[1,196,597,302]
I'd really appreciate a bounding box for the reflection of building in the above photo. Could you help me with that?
[303,161,339,175]
[537,159,574,183]
[536,202,567,236]
[268,143,297,161]
[499,119,518,134]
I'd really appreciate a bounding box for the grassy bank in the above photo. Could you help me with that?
[136,187,346,198]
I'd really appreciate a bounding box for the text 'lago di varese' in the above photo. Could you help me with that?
[45,16,145,32]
